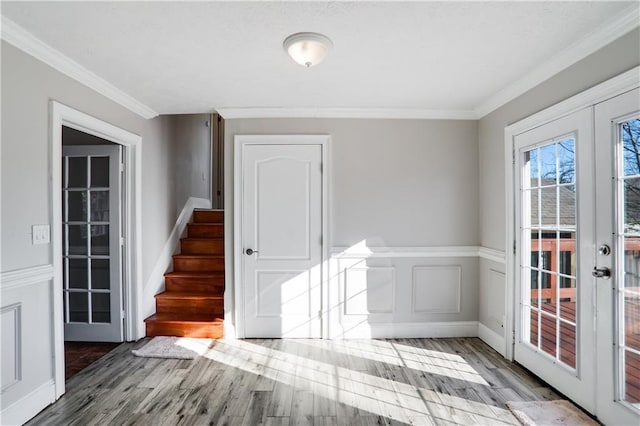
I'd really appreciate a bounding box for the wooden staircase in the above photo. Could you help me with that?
[144,209,225,338]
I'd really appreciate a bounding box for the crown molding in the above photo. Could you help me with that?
[474,4,640,119]
[1,16,158,120]
[215,107,477,120]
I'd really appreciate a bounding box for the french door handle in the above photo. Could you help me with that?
[592,267,611,279]
[245,248,258,256]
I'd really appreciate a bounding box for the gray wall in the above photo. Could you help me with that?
[477,28,640,335]
[0,40,176,297]
[171,114,211,214]
[224,118,479,330]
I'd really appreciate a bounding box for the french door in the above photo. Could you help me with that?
[239,139,325,338]
[594,88,640,424]
[62,145,123,342]
[515,89,640,424]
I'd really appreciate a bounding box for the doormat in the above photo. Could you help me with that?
[131,336,213,360]
[506,400,598,426]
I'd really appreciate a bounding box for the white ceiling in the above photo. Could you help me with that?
[1,1,637,118]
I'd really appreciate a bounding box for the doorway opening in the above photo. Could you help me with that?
[51,101,143,398]
[61,126,124,379]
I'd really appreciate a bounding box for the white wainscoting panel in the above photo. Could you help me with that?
[344,266,395,315]
[1,265,56,425]
[412,266,461,314]
[1,303,21,391]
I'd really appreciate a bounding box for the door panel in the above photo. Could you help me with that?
[242,144,323,338]
[595,88,640,424]
[514,108,596,412]
[62,145,122,342]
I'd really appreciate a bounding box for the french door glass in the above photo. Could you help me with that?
[618,117,640,406]
[522,137,577,369]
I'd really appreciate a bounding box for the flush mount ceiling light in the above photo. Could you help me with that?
[283,32,333,68]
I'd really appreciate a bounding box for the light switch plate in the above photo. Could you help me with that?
[32,225,50,245]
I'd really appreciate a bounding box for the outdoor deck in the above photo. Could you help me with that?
[530,300,640,404]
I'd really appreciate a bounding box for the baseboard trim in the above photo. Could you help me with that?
[0,379,55,426]
[141,197,211,331]
[335,321,479,339]
[478,322,506,357]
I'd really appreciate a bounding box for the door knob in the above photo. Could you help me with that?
[592,267,611,279]
[245,248,258,256]
[598,244,611,256]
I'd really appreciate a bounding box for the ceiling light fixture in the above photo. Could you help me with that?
[283,32,333,68]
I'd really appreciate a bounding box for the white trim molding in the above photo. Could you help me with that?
[0,380,55,426]
[475,4,640,118]
[332,245,481,259]
[142,197,211,328]
[0,264,54,290]
[217,107,476,120]
[336,321,479,339]
[478,247,506,264]
[1,16,158,119]
[478,322,506,357]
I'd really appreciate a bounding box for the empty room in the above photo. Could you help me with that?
[1,1,639,425]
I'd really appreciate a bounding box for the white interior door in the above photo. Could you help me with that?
[514,108,596,412]
[62,145,123,342]
[594,88,640,425]
[241,143,323,338]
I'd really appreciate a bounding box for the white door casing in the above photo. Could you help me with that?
[513,107,596,413]
[234,135,330,338]
[594,88,640,424]
[62,145,123,342]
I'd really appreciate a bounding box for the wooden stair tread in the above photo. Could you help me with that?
[164,271,224,278]
[182,237,224,241]
[173,254,224,259]
[155,291,223,300]
[145,313,224,323]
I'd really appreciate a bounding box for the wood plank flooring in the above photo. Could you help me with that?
[28,338,567,425]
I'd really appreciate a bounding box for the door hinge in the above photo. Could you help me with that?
[513,240,516,255]
[120,237,125,246]
[512,150,516,165]
[119,162,124,173]
[318,309,322,319]
[121,310,126,319]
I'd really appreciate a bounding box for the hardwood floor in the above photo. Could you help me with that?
[28,338,565,425]
[64,342,121,380]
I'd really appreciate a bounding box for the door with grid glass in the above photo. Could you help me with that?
[62,145,123,342]
[514,108,596,413]
[594,88,640,425]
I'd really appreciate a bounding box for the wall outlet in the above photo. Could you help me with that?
[32,225,50,245]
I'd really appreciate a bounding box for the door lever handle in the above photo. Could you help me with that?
[592,267,611,279]
[245,248,258,256]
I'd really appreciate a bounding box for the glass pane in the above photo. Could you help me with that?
[530,308,540,347]
[91,293,110,323]
[622,119,640,177]
[624,292,640,352]
[539,143,556,184]
[527,190,539,228]
[624,242,640,289]
[530,231,540,268]
[91,156,109,188]
[559,232,577,277]
[68,225,88,255]
[540,313,558,358]
[559,322,576,368]
[91,259,110,290]
[67,157,87,188]
[559,185,576,228]
[557,138,575,184]
[91,225,109,255]
[540,272,555,314]
[530,268,540,308]
[67,191,86,222]
[528,148,539,187]
[68,258,88,289]
[69,292,88,322]
[624,178,640,234]
[624,350,640,404]
[541,187,557,227]
[90,191,109,222]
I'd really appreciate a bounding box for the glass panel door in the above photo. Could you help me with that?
[514,107,596,413]
[62,144,122,342]
[595,88,640,424]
